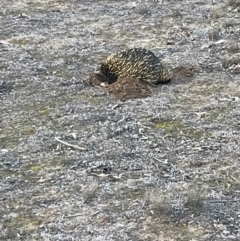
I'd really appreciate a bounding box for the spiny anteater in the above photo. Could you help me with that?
[100,48,171,84]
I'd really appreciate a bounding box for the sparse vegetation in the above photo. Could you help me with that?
[83,180,99,203]
[8,37,28,45]
[184,187,207,209]
[152,119,208,140]
[208,27,220,40]
[1,0,240,240]
[210,6,224,19]
[225,40,240,54]
[227,0,240,8]
[144,189,172,215]
[136,4,149,15]
[221,55,240,68]
[222,18,237,29]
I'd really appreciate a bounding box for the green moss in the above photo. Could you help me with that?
[0,125,36,148]
[22,126,35,135]
[9,38,28,45]
[60,158,76,166]
[37,109,51,115]
[76,93,105,106]
[0,169,21,178]
[22,100,55,116]
[88,97,105,106]
[154,120,180,132]
[30,165,42,172]
[153,119,208,139]
[55,70,69,78]
[145,217,204,240]
[5,215,42,233]
[0,129,16,138]
[175,224,200,241]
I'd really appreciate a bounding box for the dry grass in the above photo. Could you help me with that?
[1,0,240,240]
[227,0,240,8]
[83,179,99,203]
[184,186,207,209]
[208,27,220,41]
[144,189,172,215]
[225,40,240,54]
[210,6,224,19]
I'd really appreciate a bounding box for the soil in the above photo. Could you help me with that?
[87,73,155,101]
[0,0,240,241]
[107,77,154,101]
[87,72,109,86]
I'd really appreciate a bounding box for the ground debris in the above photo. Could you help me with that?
[1,0,240,240]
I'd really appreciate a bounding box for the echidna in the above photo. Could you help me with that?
[100,48,171,84]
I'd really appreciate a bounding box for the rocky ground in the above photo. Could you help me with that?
[0,0,240,240]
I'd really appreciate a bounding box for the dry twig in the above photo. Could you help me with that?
[55,137,87,151]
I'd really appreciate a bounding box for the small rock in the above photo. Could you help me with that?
[201,44,209,50]
[1,149,9,154]
[100,82,107,87]
[215,39,226,45]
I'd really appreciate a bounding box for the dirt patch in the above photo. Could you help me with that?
[87,73,154,101]
[107,77,154,101]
